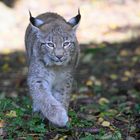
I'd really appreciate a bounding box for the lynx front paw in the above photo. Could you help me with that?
[37,95,69,127]
[48,106,68,127]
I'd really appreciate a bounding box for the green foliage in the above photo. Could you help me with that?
[69,109,93,127]
[0,97,47,139]
[80,135,95,140]
[134,103,140,114]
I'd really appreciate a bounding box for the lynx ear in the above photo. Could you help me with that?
[68,9,81,30]
[29,11,44,27]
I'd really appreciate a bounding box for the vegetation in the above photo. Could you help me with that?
[0,40,140,139]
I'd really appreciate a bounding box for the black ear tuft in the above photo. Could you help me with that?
[68,9,81,29]
[29,10,36,25]
[75,8,81,25]
[29,11,44,27]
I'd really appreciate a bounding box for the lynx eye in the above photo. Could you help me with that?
[63,41,71,48]
[46,42,55,48]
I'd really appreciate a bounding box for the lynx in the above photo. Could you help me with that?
[25,10,81,127]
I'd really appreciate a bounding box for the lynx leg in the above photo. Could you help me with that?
[53,91,70,111]
[52,78,73,111]
[28,77,69,127]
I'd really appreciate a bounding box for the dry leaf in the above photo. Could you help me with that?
[59,136,67,140]
[18,56,25,64]
[108,109,118,115]
[98,117,104,123]
[101,121,110,127]
[134,47,140,55]
[110,74,118,80]
[6,110,17,117]
[120,49,129,56]
[109,126,115,131]
[0,120,5,128]
[89,76,96,81]
[2,63,10,72]
[94,80,101,86]
[124,71,133,78]
[121,77,129,81]
[86,80,93,86]
[98,97,109,105]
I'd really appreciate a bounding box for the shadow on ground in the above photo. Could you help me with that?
[0,0,17,7]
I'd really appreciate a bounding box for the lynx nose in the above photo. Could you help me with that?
[56,54,63,59]
[55,49,64,60]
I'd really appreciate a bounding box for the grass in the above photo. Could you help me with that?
[0,87,139,139]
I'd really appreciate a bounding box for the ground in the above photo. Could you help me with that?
[0,39,140,139]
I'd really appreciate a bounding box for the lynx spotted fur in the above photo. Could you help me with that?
[25,10,81,127]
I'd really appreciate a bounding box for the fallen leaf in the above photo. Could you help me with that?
[124,70,133,77]
[2,63,10,72]
[110,74,118,80]
[94,80,101,86]
[108,109,118,116]
[59,135,67,140]
[86,80,93,86]
[121,76,129,81]
[0,120,5,128]
[98,117,104,123]
[4,56,10,62]
[89,76,96,81]
[120,49,129,56]
[85,114,96,121]
[18,56,25,64]
[98,97,109,105]
[101,121,110,127]
[52,134,60,140]
[71,94,78,101]
[6,110,17,117]
[109,126,115,131]
[134,47,140,55]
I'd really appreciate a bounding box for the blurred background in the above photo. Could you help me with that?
[1,0,140,52]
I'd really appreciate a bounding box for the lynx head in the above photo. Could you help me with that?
[29,10,81,66]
